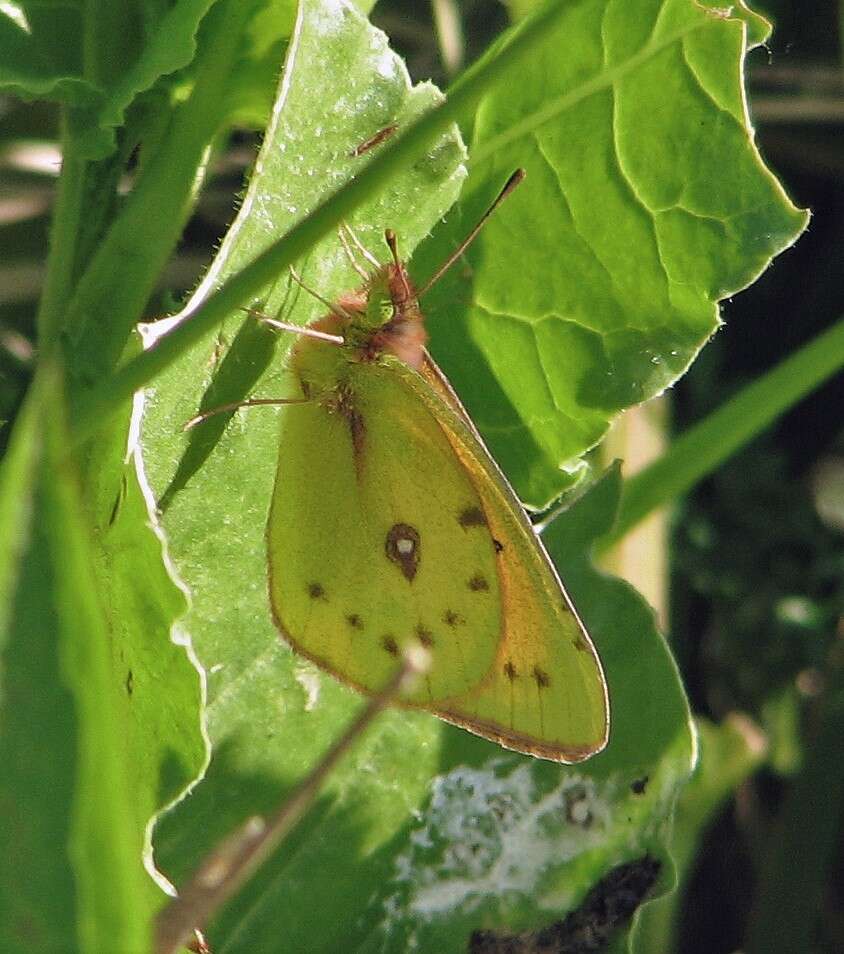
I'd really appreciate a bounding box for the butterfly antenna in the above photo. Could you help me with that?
[417,168,525,298]
[338,227,370,279]
[287,268,354,323]
[184,397,311,431]
[384,229,414,301]
[339,222,381,272]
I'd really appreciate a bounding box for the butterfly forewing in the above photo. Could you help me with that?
[267,362,502,704]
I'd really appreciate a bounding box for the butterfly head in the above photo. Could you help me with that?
[360,259,427,369]
[336,233,427,369]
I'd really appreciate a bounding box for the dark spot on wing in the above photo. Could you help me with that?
[346,613,363,630]
[415,624,434,648]
[308,582,326,600]
[468,573,489,592]
[631,776,649,795]
[493,539,504,553]
[335,385,365,458]
[443,609,464,627]
[573,634,589,653]
[532,666,551,689]
[348,408,365,458]
[385,523,420,581]
[458,505,487,528]
[381,635,399,656]
[503,661,518,681]
[125,669,133,696]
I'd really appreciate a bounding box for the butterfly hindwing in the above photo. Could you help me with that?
[407,358,609,761]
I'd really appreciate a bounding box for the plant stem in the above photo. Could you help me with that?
[602,317,844,548]
[153,654,421,954]
[431,0,465,76]
[70,0,583,444]
[35,116,87,352]
[64,0,252,388]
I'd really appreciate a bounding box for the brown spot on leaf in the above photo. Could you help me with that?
[468,573,489,592]
[381,635,399,656]
[503,661,518,681]
[532,666,550,689]
[346,613,363,630]
[308,582,326,600]
[385,523,420,581]
[459,505,487,528]
[351,123,398,157]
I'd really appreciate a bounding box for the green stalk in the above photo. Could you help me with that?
[70,0,588,443]
[64,0,253,387]
[602,317,844,548]
[37,0,122,351]
[35,117,88,352]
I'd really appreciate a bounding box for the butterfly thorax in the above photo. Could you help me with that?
[290,262,428,399]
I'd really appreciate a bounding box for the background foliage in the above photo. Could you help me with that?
[0,1,840,953]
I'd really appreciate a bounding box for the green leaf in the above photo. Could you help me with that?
[0,3,95,107]
[230,0,379,128]
[63,0,258,382]
[0,369,147,952]
[0,366,205,952]
[2,1,223,158]
[414,0,809,506]
[73,0,221,159]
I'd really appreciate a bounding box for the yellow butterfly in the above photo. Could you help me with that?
[262,171,609,762]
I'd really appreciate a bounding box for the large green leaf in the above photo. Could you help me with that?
[0,371,204,951]
[0,371,142,952]
[1,1,221,157]
[414,0,809,506]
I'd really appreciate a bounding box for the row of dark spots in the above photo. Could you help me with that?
[381,622,437,657]
[381,613,462,656]
[503,659,552,689]
[305,584,465,656]
[458,505,504,554]
[309,583,487,613]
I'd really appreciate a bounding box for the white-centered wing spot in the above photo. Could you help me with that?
[385,522,420,581]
